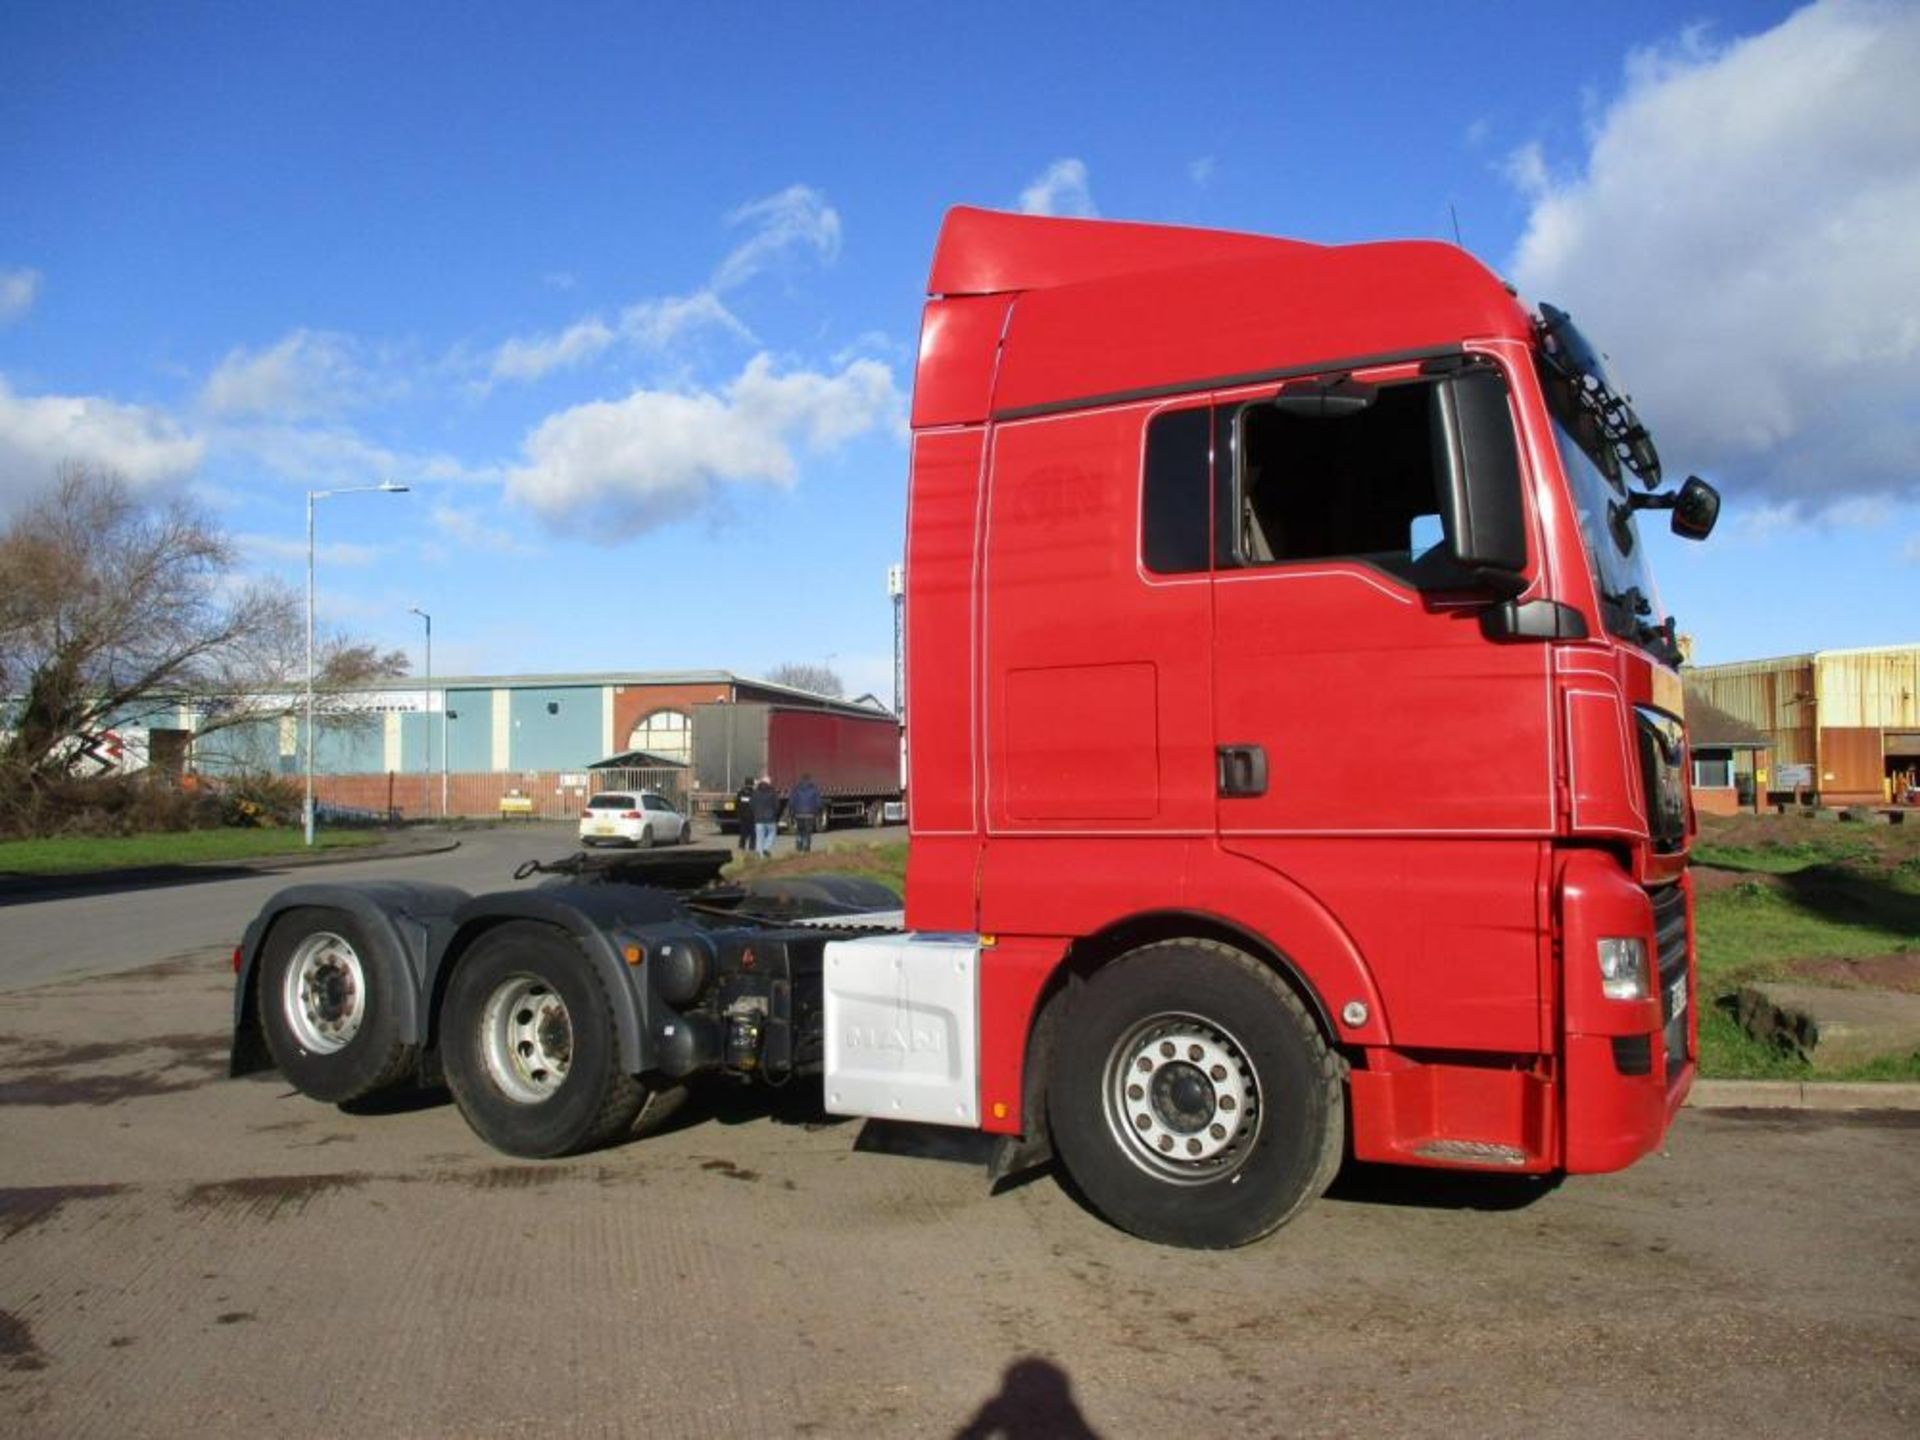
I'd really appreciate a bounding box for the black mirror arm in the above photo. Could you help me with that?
[1468,566,1529,599]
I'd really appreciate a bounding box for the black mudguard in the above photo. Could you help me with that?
[231,880,471,1076]
[431,884,689,1076]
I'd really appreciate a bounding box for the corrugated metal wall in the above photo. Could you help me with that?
[1691,646,1920,801]
[1815,649,1920,728]
[1687,655,1817,770]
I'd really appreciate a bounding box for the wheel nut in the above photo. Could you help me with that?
[1159,1041,1175,1058]
[1188,1044,1203,1061]
[1186,1138,1202,1155]
[1210,1064,1226,1081]
[1157,1135,1173,1152]
[1134,1113,1151,1131]
[1127,1084,1144,1101]
[1210,1123,1226,1140]
[1137,1057,1152,1073]
[1219,1095,1236,1112]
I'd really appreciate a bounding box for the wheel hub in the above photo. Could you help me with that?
[481,977,574,1105]
[1107,1016,1259,1180]
[282,932,366,1055]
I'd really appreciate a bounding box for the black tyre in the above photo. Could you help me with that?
[678,822,692,845]
[865,800,884,828]
[636,824,655,849]
[1046,940,1344,1248]
[258,907,416,1104]
[441,922,645,1158]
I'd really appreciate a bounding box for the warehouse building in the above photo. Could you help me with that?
[188,671,893,820]
[1686,645,1919,807]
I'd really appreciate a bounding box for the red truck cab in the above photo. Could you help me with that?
[902,207,1718,1245]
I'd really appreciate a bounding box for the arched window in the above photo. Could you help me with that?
[627,708,691,764]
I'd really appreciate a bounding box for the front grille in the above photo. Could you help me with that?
[1651,883,1690,1081]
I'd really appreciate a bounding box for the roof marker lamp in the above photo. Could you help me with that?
[1597,937,1651,1002]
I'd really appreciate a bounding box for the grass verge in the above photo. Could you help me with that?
[1692,813,1919,1081]
[0,827,381,876]
[726,839,908,896]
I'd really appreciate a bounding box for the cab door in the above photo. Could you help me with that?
[1207,363,1554,1052]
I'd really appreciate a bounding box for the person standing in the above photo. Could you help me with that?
[790,773,823,853]
[750,775,779,856]
[735,783,755,852]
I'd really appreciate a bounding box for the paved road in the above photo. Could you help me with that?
[2,950,1917,1439]
[0,821,907,992]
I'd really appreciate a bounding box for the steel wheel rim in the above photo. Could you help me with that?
[479,975,573,1105]
[1102,1011,1261,1184]
[281,931,367,1055]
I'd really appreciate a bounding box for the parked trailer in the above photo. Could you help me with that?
[233,207,1720,1247]
[694,700,901,830]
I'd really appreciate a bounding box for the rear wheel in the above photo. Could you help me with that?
[1046,939,1344,1248]
[258,907,416,1104]
[865,799,884,827]
[678,822,692,845]
[441,923,645,1158]
[636,824,654,849]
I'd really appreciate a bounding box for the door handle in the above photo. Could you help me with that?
[1217,744,1268,798]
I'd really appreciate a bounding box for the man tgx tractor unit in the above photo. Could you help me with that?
[233,207,1719,1248]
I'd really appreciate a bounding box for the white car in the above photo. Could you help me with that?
[578,791,692,847]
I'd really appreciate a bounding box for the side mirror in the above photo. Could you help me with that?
[1671,474,1720,541]
[1431,368,1528,583]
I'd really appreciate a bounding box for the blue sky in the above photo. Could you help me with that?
[1,0,1913,702]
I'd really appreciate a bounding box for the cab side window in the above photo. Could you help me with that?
[1141,406,1211,575]
[1226,378,1475,590]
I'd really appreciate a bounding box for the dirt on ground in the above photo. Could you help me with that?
[1695,809,1920,864]
[4,953,1919,1439]
[1775,953,1920,994]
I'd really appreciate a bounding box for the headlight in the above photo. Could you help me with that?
[1597,937,1651,1001]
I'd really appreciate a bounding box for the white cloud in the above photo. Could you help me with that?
[0,376,205,505]
[542,271,577,291]
[1506,0,1920,511]
[485,185,830,386]
[0,268,42,325]
[506,353,901,537]
[201,330,377,419]
[489,316,618,383]
[1187,156,1216,187]
[1019,158,1098,218]
[619,291,752,350]
[712,184,842,292]
[486,292,754,385]
[431,501,538,556]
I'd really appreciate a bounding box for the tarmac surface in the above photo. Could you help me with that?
[1,830,1916,1436]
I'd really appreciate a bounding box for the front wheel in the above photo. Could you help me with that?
[441,923,645,1158]
[1046,940,1344,1248]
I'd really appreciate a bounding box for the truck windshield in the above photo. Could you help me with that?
[1537,360,1668,658]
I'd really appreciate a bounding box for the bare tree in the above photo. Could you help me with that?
[766,661,845,698]
[0,464,405,794]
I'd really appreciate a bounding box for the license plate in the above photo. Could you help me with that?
[594,824,616,835]
[1668,975,1688,1018]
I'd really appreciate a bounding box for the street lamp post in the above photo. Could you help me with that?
[305,482,410,846]
[409,607,432,820]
